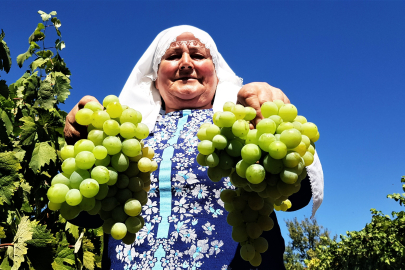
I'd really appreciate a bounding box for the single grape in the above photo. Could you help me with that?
[138,157,152,172]
[106,101,123,118]
[258,133,276,152]
[292,121,303,132]
[235,159,250,178]
[91,166,110,184]
[51,173,71,188]
[87,129,107,146]
[93,145,108,160]
[111,206,128,223]
[84,101,102,112]
[226,139,243,157]
[79,197,96,211]
[245,164,266,184]
[280,128,302,149]
[302,151,314,166]
[279,168,299,184]
[218,151,234,170]
[241,144,262,164]
[294,115,307,124]
[263,154,284,174]
[282,152,301,168]
[134,123,149,139]
[124,199,142,216]
[197,140,215,155]
[48,201,61,211]
[246,222,262,239]
[248,193,264,211]
[75,108,94,126]
[122,232,136,245]
[261,101,279,117]
[102,136,122,155]
[245,129,260,145]
[232,119,249,138]
[311,132,320,142]
[278,104,298,122]
[223,101,235,112]
[60,145,75,160]
[116,189,133,204]
[87,200,102,215]
[269,115,283,127]
[207,166,223,182]
[257,215,274,231]
[69,169,90,189]
[253,237,269,253]
[218,111,236,127]
[120,108,142,125]
[232,104,246,120]
[276,122,294,134]
[74,139,95,156]
[75,151,96,170]
[244,106,257,121]
[92,110,110,129]
[120,122,137,139]
[205,153,219,167]
[103,119,120,136]
[220,189,237,203]
[301,122,318,139]
[101,197,119,211]
[61,158,77,175]
[79,178,100,198]
[249,252,262,267]
[47,183,69,203]
[128,177,144,192]
[273,99,285,109]
[197,127,208,141]
[232,224,248,242]
[111,153,130,172]
[102,95,120,108]
[95,155,111,167]
[122,139,141,157]
[205,124,221,140]
[65,189,83,206]
[59,203,81,220]
[125,216,143,234]
[268,141,287,159]
[212,134,228,150]
[256,118,276,135]
[240,244,256,261]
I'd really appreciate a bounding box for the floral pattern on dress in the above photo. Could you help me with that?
[109,109,241,270]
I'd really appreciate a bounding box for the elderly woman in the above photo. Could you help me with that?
[65,25,323,270]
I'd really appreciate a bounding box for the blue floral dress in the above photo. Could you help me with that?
[104,109,288,270]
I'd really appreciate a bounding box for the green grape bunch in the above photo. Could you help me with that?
[196,100,319,267]
[47,95,157,243]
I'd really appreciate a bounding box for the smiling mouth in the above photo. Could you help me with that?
[176,77,198,81]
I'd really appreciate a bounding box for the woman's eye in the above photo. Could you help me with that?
[167,55,181,60]
[191,54,205,60]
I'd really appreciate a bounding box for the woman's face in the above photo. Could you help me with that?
[155,32,218,113]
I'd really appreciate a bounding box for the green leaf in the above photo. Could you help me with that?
[31,57,48,71]
[1,109,13,135]
[20,116,37,145]
[0,30,12,74]
[65,222,79,239]
[37,23,45,31]
[50,11,57,16]
[51,17,62,29]
[37,50,53,58]
[0,152,21,205]
[52,235,75,270]
[26,221,55,247]
[39,12,51,22]
[53,72,71,103]
[16,42,40,68]
[29,142,57,172]
[12,216,33,270]
[0,256,12,270]
[82,239,95,270]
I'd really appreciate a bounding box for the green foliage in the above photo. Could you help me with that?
[309,176,405,270]
[284,217,336,269]
[0,11,102,269]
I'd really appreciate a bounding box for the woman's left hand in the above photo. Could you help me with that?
[237,82,290,128]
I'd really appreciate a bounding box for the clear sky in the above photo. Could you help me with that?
[2,1,405,244]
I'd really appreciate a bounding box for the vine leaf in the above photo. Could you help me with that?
[52,234,75,270]
[1,109,13,135]
[12,216,33,270]
[53,72,71,103]
[31,57,48,72]
[83,238,95,270]
[65,222,79,239]
[35,81,56,109]
[0,152,21,205]
[0,226,6,238]
[26,221,55,247]
[19,116,37,146]
[29,142,57,172]
[16,42,40,68]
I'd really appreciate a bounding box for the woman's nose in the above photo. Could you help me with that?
[180,53,193,70]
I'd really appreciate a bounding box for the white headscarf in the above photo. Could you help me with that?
[118,25,323,218]
[118,25,242,132]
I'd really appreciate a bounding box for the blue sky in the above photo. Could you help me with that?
[2,1,405,244]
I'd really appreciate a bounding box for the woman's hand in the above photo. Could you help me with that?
[237,82,290,128]
[64,95,102,145]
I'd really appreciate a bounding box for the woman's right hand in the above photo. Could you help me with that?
[64,95,102,145]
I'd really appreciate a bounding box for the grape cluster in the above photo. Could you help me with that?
[196,100,319,267]
[47,95,156,244]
